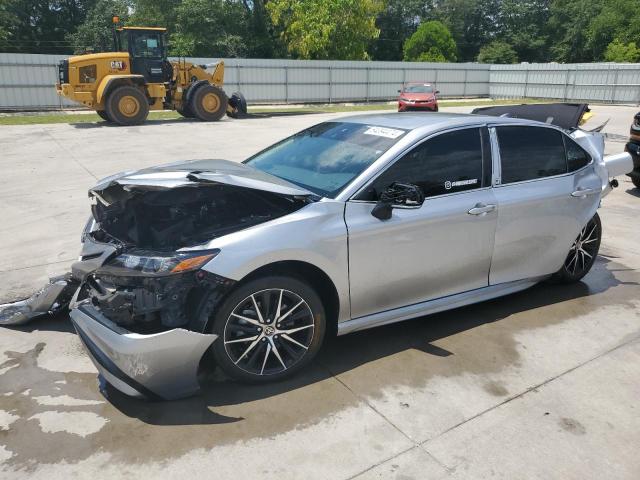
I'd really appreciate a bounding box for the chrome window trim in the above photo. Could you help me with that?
[345,123,490,203]
[489,127,502,186]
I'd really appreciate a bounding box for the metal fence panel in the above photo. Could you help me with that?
[490,63,640,104]
[1,52,639,110]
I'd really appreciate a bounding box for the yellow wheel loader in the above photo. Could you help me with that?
[55,20,247,126]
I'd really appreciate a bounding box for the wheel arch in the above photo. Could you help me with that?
[97,75,146,105]
[236,260,341,338]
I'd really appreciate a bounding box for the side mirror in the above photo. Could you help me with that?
[371,202,393,220]
[435,90,440,94]
[371,182,424,220]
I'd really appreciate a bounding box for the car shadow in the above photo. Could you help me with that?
[69,111,320,129]
[105,255,635,426]
[626,187,640,198]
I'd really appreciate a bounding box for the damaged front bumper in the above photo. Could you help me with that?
[0,274,79,326]
[70,298,217,400]
[66,253,233,400]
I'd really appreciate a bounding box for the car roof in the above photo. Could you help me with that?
[336,112,551,132]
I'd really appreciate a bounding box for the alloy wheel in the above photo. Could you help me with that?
[564,217,600,276]
[223,288,315,376]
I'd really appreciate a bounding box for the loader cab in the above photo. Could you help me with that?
[116,27,170,84]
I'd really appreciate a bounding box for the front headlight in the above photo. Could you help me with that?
[104,249,220,276]
[399,97,411,102]
[81,217,97,243]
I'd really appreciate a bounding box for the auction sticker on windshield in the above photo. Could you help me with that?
[364,126,405,139]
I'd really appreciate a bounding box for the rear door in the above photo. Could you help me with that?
[489,125,601,285]
[345,126,497,319]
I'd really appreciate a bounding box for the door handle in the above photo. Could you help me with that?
[468,203,496,216]
[571,187,599,198]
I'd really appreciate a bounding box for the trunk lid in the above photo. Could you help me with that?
[471,103,590,130]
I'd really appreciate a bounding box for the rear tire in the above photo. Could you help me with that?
[632,176,640,189]
[209,275,326,383]
[96,110,111,122]
[105,85,149,126]
[191,84,228,121]
[552,213,602,283]
[177,103,194,118]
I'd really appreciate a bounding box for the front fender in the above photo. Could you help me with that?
[197,201,351,322]
[96,75,146,105]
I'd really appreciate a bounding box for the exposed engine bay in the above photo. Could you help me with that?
[79,180,311,331]
[90,182,310,250]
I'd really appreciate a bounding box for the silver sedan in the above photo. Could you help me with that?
[0,111,633,400]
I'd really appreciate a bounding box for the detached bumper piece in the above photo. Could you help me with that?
[0,274,79,326]
[70,302,217,400]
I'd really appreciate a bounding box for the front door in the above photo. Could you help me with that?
[128,31,166,83]
[489,125,602,285]
[345,127,498,319]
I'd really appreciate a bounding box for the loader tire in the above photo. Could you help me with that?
[227,92,248,118]
[96,110,112,122]
[191,84,227,122]
[105,85,149,126]
[177,104,194,118]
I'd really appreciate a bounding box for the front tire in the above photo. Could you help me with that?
[553,213,602,283]
[105,85,149,126]
[210,276,326,383]
[632,176,640,189]
[191,84,228,121]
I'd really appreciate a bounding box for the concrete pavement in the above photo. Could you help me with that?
[0,104,639,479]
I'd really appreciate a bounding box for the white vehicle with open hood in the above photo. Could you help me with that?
[0,109,633,400]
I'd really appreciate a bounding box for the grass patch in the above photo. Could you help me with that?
[0,110,181,125]
[0,98,553,126]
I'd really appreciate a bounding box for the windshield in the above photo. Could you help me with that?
[403,84,434,93]
[244,122,407,198]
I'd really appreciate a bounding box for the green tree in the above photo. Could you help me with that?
[267,0,383,60]
[169,0,250,57]
[128,0,180,29]
[403,20,457,62]
[436,0,501,62]
[547,0,603,63]
[604,39,640,62]
[369,0,433,61]
[0,0,94,54]
[587,0,640,60]
[477,40,518,63]
[499,0,550,62]
[0,4,16,43]
[66,0,130,54]
[169,0,281,58]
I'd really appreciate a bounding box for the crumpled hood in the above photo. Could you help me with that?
[90,159,314,205]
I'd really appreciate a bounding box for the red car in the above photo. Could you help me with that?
[397,82,439,112]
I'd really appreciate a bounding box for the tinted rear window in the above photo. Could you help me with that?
[497,126,567,183]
